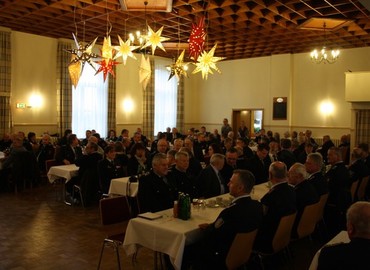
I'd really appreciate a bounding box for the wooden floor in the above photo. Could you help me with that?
[0,182,325,270]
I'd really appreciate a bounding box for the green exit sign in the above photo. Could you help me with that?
[16,103,26,109]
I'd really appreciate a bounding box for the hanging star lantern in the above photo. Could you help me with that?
[142,25,170,55]
[66,33,99,71]
[192,44,225,80]
[95,55,121,82]
[188,17,206,61]
[68,55,82,88]
[101,35,114,64]
[166,50,190,81]
[139,55,151,90]
[114,35,139,65]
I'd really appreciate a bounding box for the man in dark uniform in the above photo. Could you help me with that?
[318,201,370,270]
[138,153,176,213]
[325,146,352,236]
[254,161,296,253]
[184,170,263,269]
[288,162,319,238]
[305,152,328,196]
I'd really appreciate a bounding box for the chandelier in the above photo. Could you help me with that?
[310,22,340,64]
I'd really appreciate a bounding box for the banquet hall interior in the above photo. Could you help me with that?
[1,0,370,269]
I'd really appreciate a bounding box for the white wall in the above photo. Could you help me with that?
[9,31,370,140]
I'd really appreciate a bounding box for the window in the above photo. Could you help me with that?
[154,58,177,136]
[72,64,108,138]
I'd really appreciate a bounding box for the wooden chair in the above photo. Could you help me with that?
[294,201,321,241]
[255,212,297,270]
[357,176,369,201]
[10,151,40,193]
[315,193,329,238]
[97,196,131,270]
[351,179,360,202]
[226,229,258,270]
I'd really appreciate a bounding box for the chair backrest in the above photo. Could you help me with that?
[357,176,369,201]
[13,151,40,180]
[350,179,360,202]
[272,212,297,253]
[225,229,258,270]
[45,159,59,173]
[99,196,131,225]
[296,201,320,239]
[316,193,329,223]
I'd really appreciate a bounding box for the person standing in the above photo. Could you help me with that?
[221,118,232,139]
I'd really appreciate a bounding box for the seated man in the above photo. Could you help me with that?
[254,161,297,253]
[305,152,328,196]
[326,146,352,236]
[318,201,370,270]
[36,134,55,172]
[288,162,319,238]
[138,153,176,213]
[184,170,263,269]
[196,153,226,199]
[245,143,271,184]
[167,151,196,198]
[55,134,82,165]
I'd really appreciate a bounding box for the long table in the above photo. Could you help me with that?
[123,182,270,270]
[108,177,139,197]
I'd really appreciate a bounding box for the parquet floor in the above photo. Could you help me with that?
[0,182,323,270]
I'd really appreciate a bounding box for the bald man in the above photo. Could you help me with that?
[318,201,370,269]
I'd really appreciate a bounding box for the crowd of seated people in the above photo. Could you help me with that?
[1,125,369,241]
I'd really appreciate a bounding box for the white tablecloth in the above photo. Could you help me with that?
[309,230,350,270]
[47,164,79,183]
[123,183,269,270]
[108,177,139,197]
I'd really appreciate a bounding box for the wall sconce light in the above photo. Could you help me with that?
[29,93,43,109]
[320,100,334,116]
[122,98,134,113]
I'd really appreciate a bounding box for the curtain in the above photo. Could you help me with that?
[176,79,185,134]
[72,64,108,138]
[56,41,73,137]
[153,58,177,136]
[355,110,370,146]
[142,58,155,139]
[107,66,116,135]
[0,30,12,137]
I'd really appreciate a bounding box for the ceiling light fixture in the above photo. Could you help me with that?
[310,22,340,64]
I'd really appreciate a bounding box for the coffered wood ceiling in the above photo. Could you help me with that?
[1,0,370,60]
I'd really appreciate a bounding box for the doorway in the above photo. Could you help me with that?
[232,109,264,138]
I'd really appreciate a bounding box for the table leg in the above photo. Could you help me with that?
[62,179,71,206]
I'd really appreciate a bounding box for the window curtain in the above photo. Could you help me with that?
[56,41,72,137]
[0,30,12,137]
[107,67,116,134]
[142,58,155,140]
[355,109,370,146]
[176,79,185,133]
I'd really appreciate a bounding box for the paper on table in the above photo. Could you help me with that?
[138,212,163,220]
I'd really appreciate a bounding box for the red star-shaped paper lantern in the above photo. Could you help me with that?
[188,17,206,61]
[95,50,121,81]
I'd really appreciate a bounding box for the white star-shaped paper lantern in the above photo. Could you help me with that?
[142,25,170,55]
[114,35,139,65]
[139,55,151,90]
[102,36,114,63]
[192,44,225,80]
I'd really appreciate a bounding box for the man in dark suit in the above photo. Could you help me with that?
[98,145,124,194]
[318,201,370,270]
[55,134,82,165]
[184,137,204,162]
[254,161,296,253]
[317,135,335,164]
[288,162,319,238]
[348,147,369,184]
[184,170,263,269]
[138,153,176,213]
[326,146,352,236]
[245,143,271,184]
[305,152,328,196]
[277,138,296,170]
[167,151,196,199]
[196,153,225,198]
